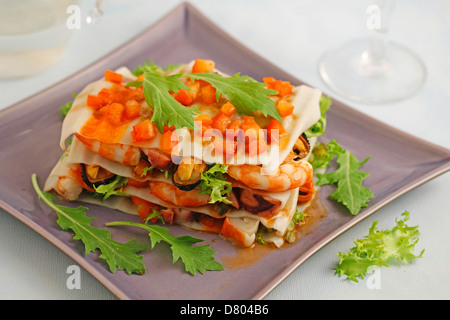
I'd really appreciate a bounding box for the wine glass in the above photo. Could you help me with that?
[86,0,104,24]
[318,0,426,103]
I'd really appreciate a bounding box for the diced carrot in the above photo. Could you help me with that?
[263,77,276,84]
[129,88,145,102]
[105,70,123,83]
[132,119,156,142]
[266,79,294,97]
[227,118,244,131]
[266,119,288,145]
[173,89,193,106]
[124,99,141,120]
[86,94,104,108]
[276,99,294,118]
[214,136,236,160]
[192,59,215,73]
[163,124,176,133]
[241,117,262,139]
[137,74,145,81]
[220,102,236,117]
[186,80,200,101]
[266,119,286,135]
[111,86,129,104]
[131,196,159,221]
[200,84,217,104]
[195,113,213,126]
[212,112,231,134]
[105,103,125,125]
[247,136,267,157]
[97,88,113,105]
[160,130,178,154]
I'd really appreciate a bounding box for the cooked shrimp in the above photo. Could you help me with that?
[227,153,313,192]
[149,181,211,207]
[75,133,141,166]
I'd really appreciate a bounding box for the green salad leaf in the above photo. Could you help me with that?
[305,95,331,138]
[93,176,129,200]
[187,72,282,121]
[31,174,148,275]
[313,140,373,215]
[126,62,201,133]
[335,211,424,282]
[105,221,224,275]
[59,93,77,117]
[199,164,232,204]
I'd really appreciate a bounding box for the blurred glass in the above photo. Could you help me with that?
[0,0,77,78]
[318,0,426,103]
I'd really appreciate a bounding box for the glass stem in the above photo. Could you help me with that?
[359,0,396,77]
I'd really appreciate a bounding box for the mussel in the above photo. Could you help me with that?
[172,158,207,191]
[80,164,116,189]
[292,133,310,159]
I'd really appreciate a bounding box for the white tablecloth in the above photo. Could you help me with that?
[0,0,449,300]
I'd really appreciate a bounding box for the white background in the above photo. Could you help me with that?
[0,0,449,299]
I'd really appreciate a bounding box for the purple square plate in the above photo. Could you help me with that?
[0,3,449,300]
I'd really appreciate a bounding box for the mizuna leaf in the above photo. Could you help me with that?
[186,72,282,121]
[127,63,201,133]
[105,221,224,275]
[316,144,373,215]
[31,174,148,275]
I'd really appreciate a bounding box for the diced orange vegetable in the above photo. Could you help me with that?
[186,80,200,101]
[200,84,217,104]
[105,103,125,125]
[124,99,141,120]
[220,102,236,117]
[132,119,156,142]
[276,99,294,118]
[86,94,104,108]
[227,118,244,131]
[264,77,294,97]
[111,86,129,104]
[263,77,276,84]
[241,117,262,139]
[247,137,267,157]
[160,130,178,154]
[195,113,213,126]
[266,119,288,145]
[192,59,215,73]
[163,124,176,133]
[173,89,193,106]
[212,112,231,134]
[214,136,236,160]
[131,196,159,221]
[97,88,113,105]
[105,70,123,83]
[137,74,145,81]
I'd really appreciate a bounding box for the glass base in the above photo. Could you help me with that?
[318,38,426,103]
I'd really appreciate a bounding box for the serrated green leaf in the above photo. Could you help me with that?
[335,211,424,282]
[31,174,148,275]
[105,221,224,275]
[142,65,200,133]
[316,146,373,215]
[186,72,282,121]
[199,164,232,204]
